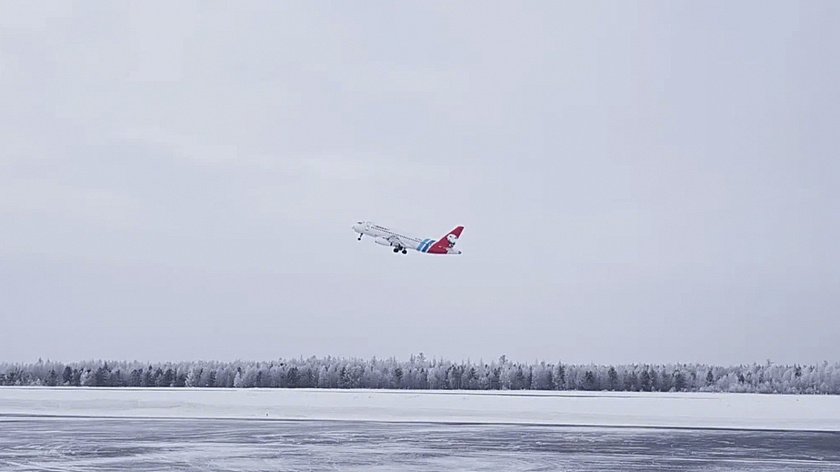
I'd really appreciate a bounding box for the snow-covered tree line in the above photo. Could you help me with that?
[2,356,839,394]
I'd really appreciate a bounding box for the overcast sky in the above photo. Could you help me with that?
[2,1,838,366]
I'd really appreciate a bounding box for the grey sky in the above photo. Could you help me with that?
[2,1,838,365]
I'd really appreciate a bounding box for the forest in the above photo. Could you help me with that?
[2,355,839,394]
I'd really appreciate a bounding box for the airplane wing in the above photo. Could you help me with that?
[386,235,405,248]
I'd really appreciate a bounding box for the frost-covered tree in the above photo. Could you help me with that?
[640,369,652,391]
[607,367,619,391]
[3,358,839,395]
[553,363,566,390]
[61,366,73,386]
[673,370,686,392]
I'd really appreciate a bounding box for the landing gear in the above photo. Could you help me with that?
[358,234,362,241]
[402,249,407,254]
[393,247,400,253]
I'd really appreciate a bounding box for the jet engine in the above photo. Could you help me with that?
[374,238,392,246]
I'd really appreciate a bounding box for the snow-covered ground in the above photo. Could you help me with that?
[2,387,839,431]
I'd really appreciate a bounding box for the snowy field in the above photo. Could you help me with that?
[2,417,839,471]
[2,388,840,471]
[2,387,840,430]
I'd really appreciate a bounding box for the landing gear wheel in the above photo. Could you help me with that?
[402,249,407,254]
[393,247,400,253]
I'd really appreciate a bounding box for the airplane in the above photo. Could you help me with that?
[352,221,464,255]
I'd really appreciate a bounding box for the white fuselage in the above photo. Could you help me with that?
[352,221,461,254]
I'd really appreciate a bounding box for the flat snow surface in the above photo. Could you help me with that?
[3,418,839,471]
[2,387,839,431]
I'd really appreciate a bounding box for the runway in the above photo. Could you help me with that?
[2,416,838,471]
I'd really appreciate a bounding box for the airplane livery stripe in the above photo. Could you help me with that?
[420,239,432,252]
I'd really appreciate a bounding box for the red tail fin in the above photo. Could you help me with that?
[428,226,464,254]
